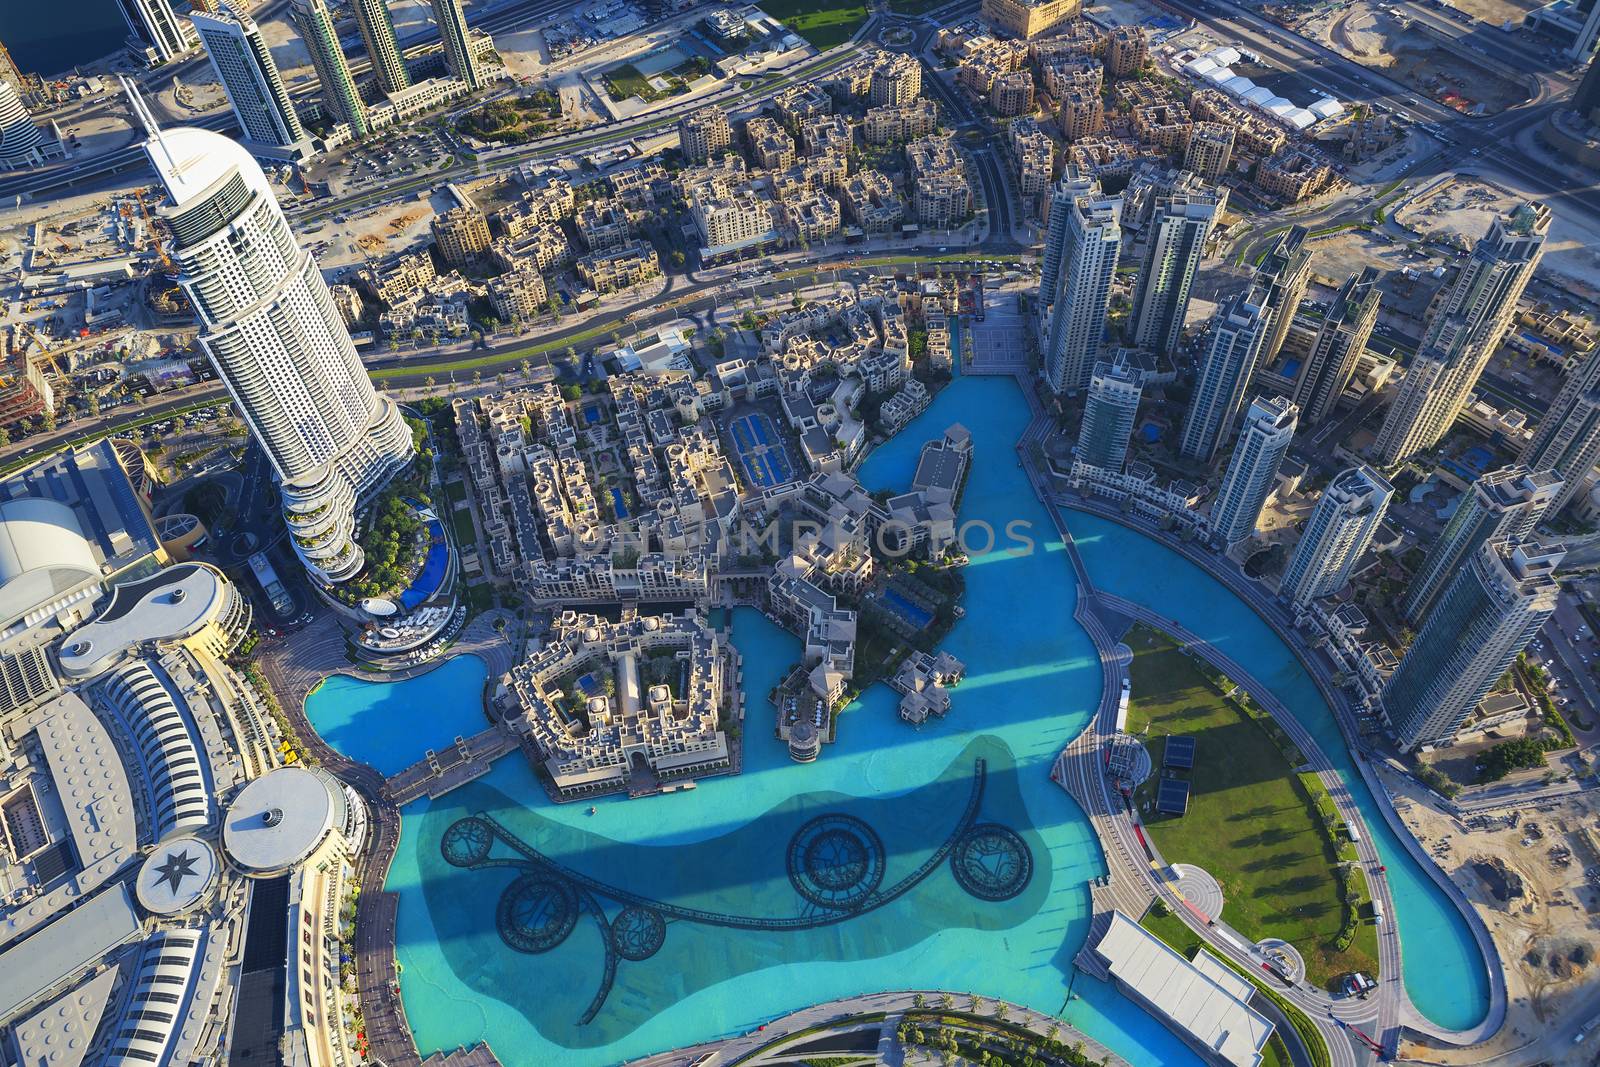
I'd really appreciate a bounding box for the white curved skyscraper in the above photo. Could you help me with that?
[132,95,411,583]
[0,82,46,172]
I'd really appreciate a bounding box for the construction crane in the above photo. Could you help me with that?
[134,188,173,271]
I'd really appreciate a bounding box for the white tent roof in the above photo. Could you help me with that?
[1308,98,1344,119]
[1264,98,1295,115]
[1186,56,1218,76]
[1241,85,1274,105]
[1207,46,1242,66]
[1285,108,1317,129]
[1204,65,1234,83]
[1222,75,1255,96]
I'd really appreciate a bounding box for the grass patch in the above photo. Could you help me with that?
[759,0,869,49]
[1125,624,1379,989]
[1140,906,1320,1067]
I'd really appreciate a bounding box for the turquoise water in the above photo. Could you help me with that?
[369,372,1203,1066]
[305,656,489,776]
[307,369,1489,1064]
[1066,510,1490,1031]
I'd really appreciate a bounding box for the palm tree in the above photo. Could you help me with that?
[519,358,532,380]
[424,376,437,390]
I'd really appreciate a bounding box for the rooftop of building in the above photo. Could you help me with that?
[1095,910,1273,1067]
[57,562,230,678]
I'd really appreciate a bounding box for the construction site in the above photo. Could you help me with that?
[1378,771,1600,1063]
[1299,2,1532,114]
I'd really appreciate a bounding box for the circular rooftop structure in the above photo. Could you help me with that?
[223,766,346,876]
[0,497,98,624]
[136,834,219,915]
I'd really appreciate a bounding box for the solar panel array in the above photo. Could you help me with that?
[1156,778,1191,815]
[1164,735,1196,769]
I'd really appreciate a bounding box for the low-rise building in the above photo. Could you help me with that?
[1255,145,1336,203]
[981,0,1080,39]
[505,611,736,799]
[488,262,549,322]
[783,191,843,245]
[863,98,939,145]
[907,135,971,228]
[837,170,904,233]
[744,115,795,169]
[575,198,632,252]
[432,203,492,268]
[679,104,731,162]
[576,241,660,294]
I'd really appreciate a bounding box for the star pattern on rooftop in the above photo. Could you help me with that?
[154,849,199,894]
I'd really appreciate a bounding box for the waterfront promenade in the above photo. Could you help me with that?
[620,989,1130,1067]
[258,608,519,1067]
[1002,368,1508,1067]
[1009,376,1509,1062]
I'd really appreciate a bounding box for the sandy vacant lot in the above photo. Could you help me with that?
[1394,174,1600,297]
[1380,767,1600,1064]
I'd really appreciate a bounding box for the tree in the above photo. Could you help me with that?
[520,358,532,380]
[424,376,437,390]
[670,250,685,267]
[1476,737,1547,782]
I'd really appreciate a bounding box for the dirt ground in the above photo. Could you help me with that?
[1379,770,1600,1063]
[1309,4,1529,114]
[1393,174,1600,297]
[297,193,450,272]
[1447,0,1548,24]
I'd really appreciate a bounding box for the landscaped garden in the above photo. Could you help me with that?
[455,90,564,145]
[1123,624,1380,990]
[603,55,713,102]
[757,0,869,50]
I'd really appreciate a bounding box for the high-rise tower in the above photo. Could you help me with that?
[1523,348,1600,513]
[1252,226,1312,370]
[1208,395,1297,545]
[291,0,369,137]
[130,94,412,583]
[1077,355,1142,471]
[353,0,410,96]
[1403,465,1561,626]
[192,4,306,148]
[1291,267,1381,424]
[432,0,482,91]
[1041,178,1121,395]
[1279,465,1392,609]
[1180,288,1270,463]
[1374,203,1550,465]
[115,0,194,62]
[1382,539,1562,751]
[1128,191,1222,357]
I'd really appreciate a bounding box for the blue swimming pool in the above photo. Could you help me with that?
[399,519,450,611]
[610,487,628,519]
[305,655,489,776]
[882,586,934,629]
[304,371,1487,1065]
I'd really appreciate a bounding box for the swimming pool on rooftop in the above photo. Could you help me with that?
[305,371,1490,1064]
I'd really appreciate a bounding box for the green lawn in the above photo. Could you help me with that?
[1124,625,1379,990]
[759,0,869,50]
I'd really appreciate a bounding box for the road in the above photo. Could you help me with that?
[0,253,1017,471]
[1178,0,1596,270]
